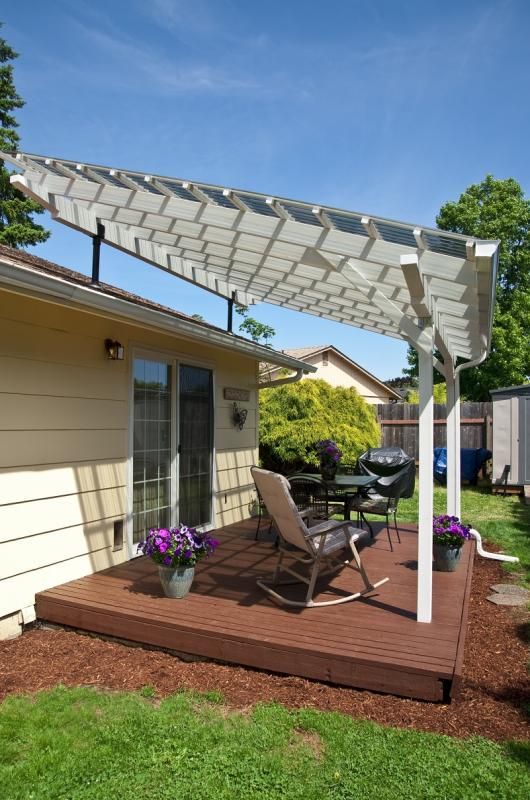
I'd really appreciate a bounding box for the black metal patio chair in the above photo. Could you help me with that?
[348,448,415,551]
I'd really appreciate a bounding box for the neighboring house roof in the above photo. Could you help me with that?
[0,245,315,374]
[263,344,401,400]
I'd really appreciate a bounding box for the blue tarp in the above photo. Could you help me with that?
[433,447,492,484]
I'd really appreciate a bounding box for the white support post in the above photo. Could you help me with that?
[417,321,434,624]
[445,367,457,516]
[454,372,461,519]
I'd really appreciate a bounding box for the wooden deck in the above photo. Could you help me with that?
[36,521,474,702]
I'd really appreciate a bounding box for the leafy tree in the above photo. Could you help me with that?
[235,305,275,346]
[259,378,380,472]
[405,176,530,400]
[0,24,49,247]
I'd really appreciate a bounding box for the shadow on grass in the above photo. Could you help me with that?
[504,740,530,767]
[515,619,530,649]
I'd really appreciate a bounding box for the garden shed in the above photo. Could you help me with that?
[491,384,530,490]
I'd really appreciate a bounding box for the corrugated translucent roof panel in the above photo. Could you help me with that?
[235,194,279,217]
[325,211,367,236]
[121,173,162,195]
[156,179,199,202]
[199,187,239,209]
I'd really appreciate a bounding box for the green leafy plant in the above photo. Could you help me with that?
[235,305,276,346]
[259,378,379,472]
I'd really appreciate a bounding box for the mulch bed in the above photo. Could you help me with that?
[0,556,528,742]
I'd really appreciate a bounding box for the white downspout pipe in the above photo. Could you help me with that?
[258,368,306,390]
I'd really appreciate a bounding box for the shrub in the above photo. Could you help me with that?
[259,379,380,472]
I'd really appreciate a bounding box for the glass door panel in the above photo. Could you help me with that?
[132,357,172,546]
[178,365,213,527]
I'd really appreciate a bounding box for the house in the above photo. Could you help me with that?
[0,244,312,639]
[263,345,400,403]
[4,151,499,634]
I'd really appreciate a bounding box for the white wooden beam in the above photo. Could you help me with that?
[266,197,289,219]
[47,193,256,306]
[344,259,433,353]
[361,216,378,238]
[45,158,79,180]
[465,240,476,261]
[417,318,434,623]
[145,176,184,198]
[182,181,211,204]
[110,170,148,193]
[222,189,247,211]
[400,254,431,318]
[413,228,425,250]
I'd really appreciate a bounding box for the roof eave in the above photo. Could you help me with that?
[0,256,313,373]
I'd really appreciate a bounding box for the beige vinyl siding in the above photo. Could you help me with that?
[305,351,393,402]
[0,289,258,620]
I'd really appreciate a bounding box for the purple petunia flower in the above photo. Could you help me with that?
[136,523,220,568]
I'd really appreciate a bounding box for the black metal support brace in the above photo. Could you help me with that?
[91,222,105,285]
[227,290,236,333]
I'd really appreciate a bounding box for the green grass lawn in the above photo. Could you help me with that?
[0,686,529,800]
[396,485,530,585]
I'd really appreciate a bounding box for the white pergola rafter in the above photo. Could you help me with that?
[3,151,500,624]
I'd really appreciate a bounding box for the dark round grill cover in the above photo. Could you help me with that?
[356,447,416,499]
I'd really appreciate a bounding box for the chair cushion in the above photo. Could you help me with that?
[308,521,370,555]
[349,496,390,515]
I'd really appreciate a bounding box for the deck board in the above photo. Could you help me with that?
[36,521,474,701]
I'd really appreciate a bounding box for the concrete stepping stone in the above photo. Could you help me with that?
[490,584,530,597]
[487,593,529,606]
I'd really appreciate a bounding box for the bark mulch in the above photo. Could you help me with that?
[0,555,528,742]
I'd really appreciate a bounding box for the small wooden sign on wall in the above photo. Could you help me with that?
[223,387,250,402]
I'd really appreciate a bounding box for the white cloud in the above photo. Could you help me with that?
[71,21,259,95]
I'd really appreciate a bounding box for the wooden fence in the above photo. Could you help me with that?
[377,403,492,462]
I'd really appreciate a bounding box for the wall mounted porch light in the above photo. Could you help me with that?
[232,402,248,430]
[104,338,125,360]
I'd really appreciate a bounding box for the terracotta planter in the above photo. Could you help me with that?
[433,543,463,572]
[158,564,195,598]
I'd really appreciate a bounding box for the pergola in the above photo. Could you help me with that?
[4,151,499,623]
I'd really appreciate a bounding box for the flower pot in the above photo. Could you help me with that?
[433,543,463,572]
[320,464,337,481]
[158,564,195,598]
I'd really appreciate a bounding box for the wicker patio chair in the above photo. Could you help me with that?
[251,466,388,608]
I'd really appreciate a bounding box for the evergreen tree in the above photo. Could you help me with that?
[0,24,49,247]
[404,176,530,400]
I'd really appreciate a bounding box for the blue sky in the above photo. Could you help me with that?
[2,0,529,379]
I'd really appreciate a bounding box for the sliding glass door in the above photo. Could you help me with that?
[131,356,213,553]
[132,357,173,548]
[178,365,214,527]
